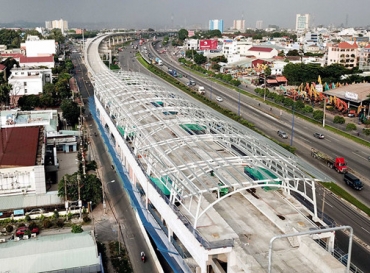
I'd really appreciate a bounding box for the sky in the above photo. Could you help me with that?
[1,0,370,30]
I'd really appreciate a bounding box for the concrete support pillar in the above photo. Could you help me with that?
[108,39,111,48]
[227,251,238,273]
[328,232,335,254]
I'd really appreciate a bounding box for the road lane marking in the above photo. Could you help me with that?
[352,152,369,161]
[361,227,370,234]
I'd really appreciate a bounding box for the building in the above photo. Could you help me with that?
[296,14,310,32]
[0,126,47,195]
[45,21,52,29]
[256,20,263,29]
[233,20,245,31]
[0,231,101,272]
[247,46,278,59]
[8,67,53,105]
[25,39,56,57]
[46,19,68,33]
[209,19,224,33]
[326,41,358,68]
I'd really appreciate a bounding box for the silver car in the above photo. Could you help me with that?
[277,130,288,139]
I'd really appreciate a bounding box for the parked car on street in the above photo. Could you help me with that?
[25,208,45,216]
[277,130,288,139]
[16,226,39,237]
[313,133,325,139]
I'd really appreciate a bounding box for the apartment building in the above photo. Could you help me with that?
[326,41,358,68]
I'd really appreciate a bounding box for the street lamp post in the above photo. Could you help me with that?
[290,103,295,147]
[264,74,267,102]
[238,91,241,116]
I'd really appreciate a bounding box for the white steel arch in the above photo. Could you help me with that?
[85,34,332,228]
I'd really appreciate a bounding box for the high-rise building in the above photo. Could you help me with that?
[256,20,263,29]
[233,20,245,31]
[296,14,310,32]
[45,21,52,29]
[209,19,224,33]
[47,19,69,33]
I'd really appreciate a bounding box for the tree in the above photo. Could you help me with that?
[178,29,188,41]
[0,83,11,106]
[185,49,197,59]
[61,99,80,126]
[17,95,40,110]
[58,172,102,205]
[194,53,207,65]
[47,28,65,44]
[264,66,272,77]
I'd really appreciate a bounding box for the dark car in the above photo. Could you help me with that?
[313,132,325,139]
[16,226,39,237]
[277,130,288,139]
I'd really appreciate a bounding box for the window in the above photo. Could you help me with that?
[25,89,27,94]
[24,82,27,86]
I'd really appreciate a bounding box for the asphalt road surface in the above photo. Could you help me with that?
[70,49,164,273]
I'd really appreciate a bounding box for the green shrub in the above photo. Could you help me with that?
[83,216,91,223]
[302,105,314,113]
[25,215,31,222]
[67,212,73,219]
[346,123,357,131]
[333,116,345,124]
[40,214,45,221]
[52,210,59,220]
[57,219,65,228]
[313,110,324,121]
[71,224,83,233]
[25,229,31,237]
[6,225,13,233]
[18,223,26,228]
[43,219,52,228]
[363,128,370,136]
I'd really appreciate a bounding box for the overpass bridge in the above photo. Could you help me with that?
[84,34,346,273]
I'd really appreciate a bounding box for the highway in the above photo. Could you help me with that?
[130,41,370,271]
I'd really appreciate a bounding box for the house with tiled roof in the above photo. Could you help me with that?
[326,41,359,68]
[246,46,278,59]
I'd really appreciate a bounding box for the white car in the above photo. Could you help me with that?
[216,96,223,102]
[25,208,45,215]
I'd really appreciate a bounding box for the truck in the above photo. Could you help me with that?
[343,173,364,190]
[198,86,205,95]
[311,148,348,173]
[155,57,163,66]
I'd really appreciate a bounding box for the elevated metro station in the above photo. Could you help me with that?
[85,34,347,273]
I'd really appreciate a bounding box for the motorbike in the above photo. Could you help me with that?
[141,252,146,263]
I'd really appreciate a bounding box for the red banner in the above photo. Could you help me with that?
[199,39,218,50]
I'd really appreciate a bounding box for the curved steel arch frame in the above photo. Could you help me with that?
[85,34,331,230]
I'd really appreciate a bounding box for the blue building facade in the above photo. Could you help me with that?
[209,19,224,33]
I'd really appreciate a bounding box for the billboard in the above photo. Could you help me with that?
[188,30,195,37]
[199,39,218,50]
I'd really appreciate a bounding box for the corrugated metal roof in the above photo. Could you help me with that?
[0,231,100,272]
[0,192,63,211]
[0,127,40,167]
